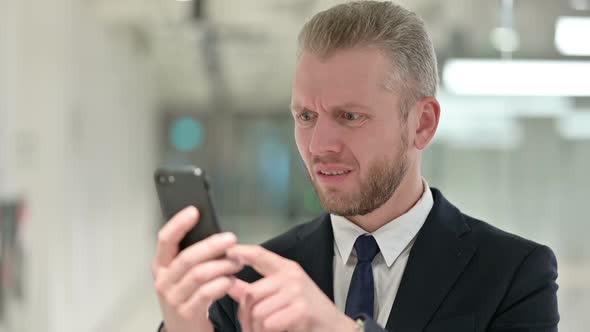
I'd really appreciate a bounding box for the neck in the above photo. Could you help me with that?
[347,167,424,233]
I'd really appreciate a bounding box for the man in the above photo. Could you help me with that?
[152,2,559,331]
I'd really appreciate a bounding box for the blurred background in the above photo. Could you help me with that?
[0,0,589,331]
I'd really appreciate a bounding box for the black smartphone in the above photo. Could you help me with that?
[154,165,221,251]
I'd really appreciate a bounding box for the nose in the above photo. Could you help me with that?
[308,116,343,156]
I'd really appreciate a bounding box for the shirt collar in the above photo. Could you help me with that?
[331,179,434,268]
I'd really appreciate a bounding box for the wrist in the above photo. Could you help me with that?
[333,311,358,332]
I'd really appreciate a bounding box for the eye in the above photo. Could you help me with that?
[342,112,362,121]
[340,112,364,122]
[298,112,317,122]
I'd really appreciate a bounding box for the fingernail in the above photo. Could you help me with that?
[222,232,236,242]
[186,206,197,216]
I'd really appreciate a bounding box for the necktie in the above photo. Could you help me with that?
[345,234,380,319]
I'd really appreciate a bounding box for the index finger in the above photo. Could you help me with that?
[225,245,286,276]
[154,206,199,268]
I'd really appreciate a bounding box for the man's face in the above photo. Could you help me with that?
[291,47,410,217]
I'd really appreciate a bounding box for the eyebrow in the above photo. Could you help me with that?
[289,103,371,113]
[289,104,305,113]
[332,102,371,111]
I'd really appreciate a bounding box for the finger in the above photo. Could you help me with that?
[245,278,282,332]
[239,293,254,332]
[166,258,244,306]
[154,206,199,268]
[245,275,283,304]
[262,301,306,332]
[227,278,250,302]
[157,232,237,290]
[251,290,292,324]
[226,245,285,276]
[228,275,281,304]
[177,276,236,320]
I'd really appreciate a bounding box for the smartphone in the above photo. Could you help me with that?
[154,165,221,251]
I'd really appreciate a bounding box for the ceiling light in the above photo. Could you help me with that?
[555,16,590,56]
[443,59,590,96]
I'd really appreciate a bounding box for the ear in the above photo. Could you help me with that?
[412,97,440,150]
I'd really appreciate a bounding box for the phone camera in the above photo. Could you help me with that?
[168,175,175,183]
[159,175,167,184]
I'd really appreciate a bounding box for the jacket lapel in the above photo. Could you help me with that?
[385,188,477,332]
[291,214,335,301]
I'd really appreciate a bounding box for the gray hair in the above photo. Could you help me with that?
[297,1,438,118]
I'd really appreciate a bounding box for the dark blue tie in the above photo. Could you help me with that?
[345,235,380,319]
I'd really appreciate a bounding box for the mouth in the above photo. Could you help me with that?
[318,170,352,176]
[314,166,354,186]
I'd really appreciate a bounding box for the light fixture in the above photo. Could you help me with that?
[442,59,590,96]
[437,91,571,117]
[555,16,590,56]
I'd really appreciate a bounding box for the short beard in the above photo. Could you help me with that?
[308,134,409,217]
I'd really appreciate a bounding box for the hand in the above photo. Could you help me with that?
[225,245,357,332]
[152,206,243,332]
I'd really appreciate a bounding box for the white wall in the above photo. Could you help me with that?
[0,0,20,200]
[1,0,160,330]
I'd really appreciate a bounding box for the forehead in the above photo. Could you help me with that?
[292,47,394,105]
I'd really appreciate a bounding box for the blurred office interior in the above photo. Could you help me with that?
[1,0,589,331]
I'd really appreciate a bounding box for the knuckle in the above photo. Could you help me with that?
[155,283,166,296]
[166,291,181,307]
[286,260,301,274]
[191,267,205,283]
[177,253,194,271]
[290,284,303,296]
[193,291,210,306]
[164,292,178,307]
[294,300,307,317]
[198,241,220,258]
[286,269,303,283]
[252,245,264,258]
[290,260,303,271]
[154,278,169,294]
[201,240,215,253]
[157,231,170,245]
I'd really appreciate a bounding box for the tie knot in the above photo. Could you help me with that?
[354,235,379,262]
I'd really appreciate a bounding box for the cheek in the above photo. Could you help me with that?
[294,128,311,162]
[351,125,397,166]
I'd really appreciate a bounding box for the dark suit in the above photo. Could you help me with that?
[179,188,559,331]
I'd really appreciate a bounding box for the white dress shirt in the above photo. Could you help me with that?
[331,180,434,326]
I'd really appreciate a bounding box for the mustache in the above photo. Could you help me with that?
[311,155,346,165]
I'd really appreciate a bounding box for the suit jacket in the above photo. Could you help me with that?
[198,188,559,331]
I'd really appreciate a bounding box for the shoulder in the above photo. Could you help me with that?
[463,213,553,262]
[431,187,552,262]
[459,212,558,295]
[458,215,559,327]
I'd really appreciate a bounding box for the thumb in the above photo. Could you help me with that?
[227,279,250,302]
